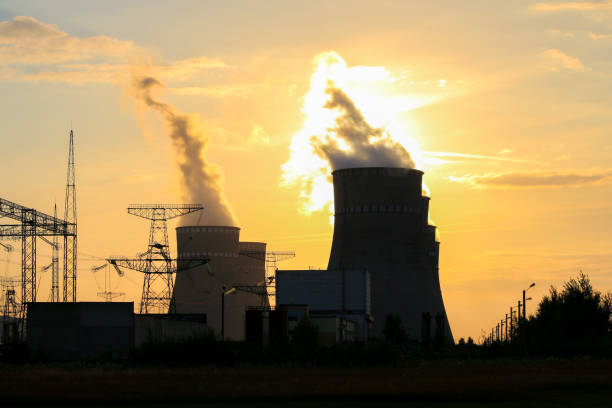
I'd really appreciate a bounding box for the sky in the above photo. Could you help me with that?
[1,0,611,341]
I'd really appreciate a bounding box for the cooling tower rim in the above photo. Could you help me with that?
[332,167,424,176]
[176,225,240,232]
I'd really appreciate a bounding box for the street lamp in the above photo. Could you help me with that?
[221,286,236,340]
[522,282,535,321]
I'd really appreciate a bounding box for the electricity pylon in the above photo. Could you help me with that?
[51,204,60,302]
[63,129,77,302]
[107,204,206,314]
[238,250,295,307]
[91,264,125,302]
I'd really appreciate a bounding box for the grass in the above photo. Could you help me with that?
[1,358,610,407]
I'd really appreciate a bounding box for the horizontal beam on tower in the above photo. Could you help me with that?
[239,251,296,262]
[0,224,74,237]
[127,204,204,221]
[0,198,75,236]
[107,257,209,274]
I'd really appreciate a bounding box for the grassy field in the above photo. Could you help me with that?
[1,359,610,407]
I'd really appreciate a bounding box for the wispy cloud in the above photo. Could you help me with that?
[449,169,612,188]
[588,31,612,39]
[169,84,253,98]
[423,151,536,164]
[0,16,231,86]
[542,49,585,71]
[0,16,133,65]
[533,1,612,11]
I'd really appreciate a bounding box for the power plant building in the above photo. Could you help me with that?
[172,226,268,340]
[327,167,453,342]
[275,269,372,341]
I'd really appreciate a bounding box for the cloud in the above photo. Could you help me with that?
[588,32,612,39]
[548,29,575,37]
[0,16,231,85]
[0,16,133,65]
[542,49,585,71]
[169,84,252,98]
[449,169,612,188]
[533,1,612,11]
[423,151,535,164]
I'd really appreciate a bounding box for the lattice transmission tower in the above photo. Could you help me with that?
[238,250,295,308]
[50,203,60,302]
[108,204,206,314]
[63,129,77,302]
[91,264,125,302]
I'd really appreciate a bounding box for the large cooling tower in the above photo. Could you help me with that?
[327,167,453,342]
[173,226,267,340]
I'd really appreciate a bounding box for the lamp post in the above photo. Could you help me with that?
[522,282,535,321]
[521,282,535,353]
[221,286,236,340]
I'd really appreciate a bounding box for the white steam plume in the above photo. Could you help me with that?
[132,75,237,226]
[281,52,418,216]
[314,84,415,170]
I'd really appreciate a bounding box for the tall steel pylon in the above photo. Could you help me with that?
[238,250,295,308]
[50,203,60,302]
[63,129,77,302]
[108,204,204,314]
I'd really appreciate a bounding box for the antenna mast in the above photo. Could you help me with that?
[63,129,77,302]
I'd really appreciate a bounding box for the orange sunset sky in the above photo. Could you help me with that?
[1,1,612,341]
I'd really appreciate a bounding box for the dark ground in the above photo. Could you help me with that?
[1,359,611,407]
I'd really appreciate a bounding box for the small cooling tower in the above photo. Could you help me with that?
[173,226,267,340]
[327,167,453,342]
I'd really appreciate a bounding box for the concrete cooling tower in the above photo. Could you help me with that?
[173,226,267,340]
[327,167,453,342]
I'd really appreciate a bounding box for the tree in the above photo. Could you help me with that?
[528,272,612,354]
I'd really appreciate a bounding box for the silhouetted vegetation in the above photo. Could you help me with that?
[525,272,612,356]
[481,272,612,358]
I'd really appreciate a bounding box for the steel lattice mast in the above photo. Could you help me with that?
[238,250,295,307]
[63,129,77,302]
[51,203,60,302]
[108,204,204,314]
[0,197,74,306]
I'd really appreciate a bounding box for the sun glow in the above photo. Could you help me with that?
[281,51,432,216]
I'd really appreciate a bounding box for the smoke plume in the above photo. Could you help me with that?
[313,84,415,170]
[282,52,419,215]
[132,75,237,226]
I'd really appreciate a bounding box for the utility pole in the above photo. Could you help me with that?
[505,313,509,342]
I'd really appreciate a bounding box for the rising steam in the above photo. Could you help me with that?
[282,52,417,215]
[314,85,415,170]
[132,75,237,226]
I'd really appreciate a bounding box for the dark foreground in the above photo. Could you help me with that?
[1,359,610,407]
